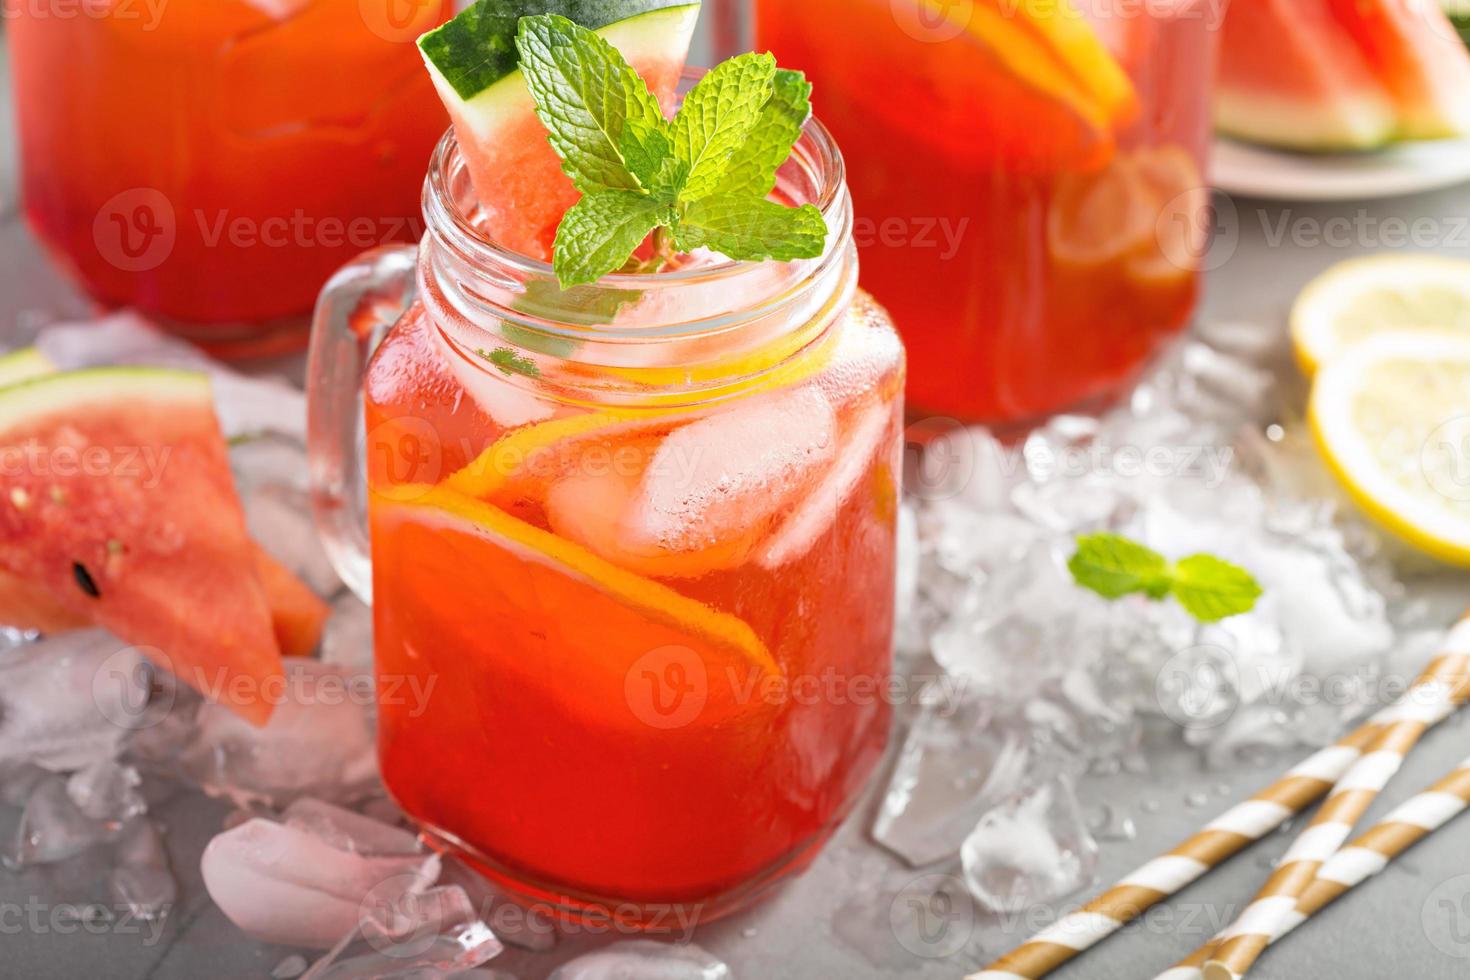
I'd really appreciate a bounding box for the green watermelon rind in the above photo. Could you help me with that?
[423,2,699,144]
[0,347,58,390]
[0,366,211,433]
[1215,91,1399,153]
[419,0,700,102]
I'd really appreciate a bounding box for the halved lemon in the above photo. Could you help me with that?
[1291,254,1470,375]
[380,484,779,683]
[1310,331,1470,565]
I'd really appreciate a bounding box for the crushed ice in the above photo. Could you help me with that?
[0,312,1427,972]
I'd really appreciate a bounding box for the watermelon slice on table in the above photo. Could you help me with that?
[418,0,701,261]
[0,349,329,657]
[0,368,285,725]
[1217,0,1397,150]
[1325,0,1470,139]
[0,549,326,658]
[1218,0,1470,150]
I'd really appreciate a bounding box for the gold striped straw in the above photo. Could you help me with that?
[969,616,1470,980]
[1156,751,1470,980]
[1201,631,1470,980]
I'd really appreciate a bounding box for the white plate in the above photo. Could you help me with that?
[1212,135,1470,202]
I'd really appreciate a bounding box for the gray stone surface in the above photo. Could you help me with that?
[4,23,1470,980]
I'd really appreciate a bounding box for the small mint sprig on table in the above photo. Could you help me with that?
[1068,532,1263,623]
[514,13,826,287]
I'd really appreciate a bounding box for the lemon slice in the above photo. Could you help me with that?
[1291,254,1470,375]
[382,483,778,678]
[1310,331,1470,565]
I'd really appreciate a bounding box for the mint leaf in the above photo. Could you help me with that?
[669,52,778,201]
[720,69,812,199]
[553,190,668,287]
[1068,532,1171,600]
[478,347,540,378]
[673,197,827,262]
[620,120,673,190]
[1170,554,1264,623]
[515,14,666,194]
[513,15,829,286]
[1068,532,1263,622]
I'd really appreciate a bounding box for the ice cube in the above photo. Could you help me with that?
[180,661,378,808]
[959,775,1099,913]
[548,940,730,980]
[237,471,341,598]
[6,774,117,868]
[438,855,557,953]
[872,697,1029,868]
[630,386,836,556]
[758,397,892,568]
[201,818,432,949]
[0,761,52,807]
[110,818,176,920]
[66,760,146,825]
[0,630,150,771]
[283,798,422,857]
[321,594,373,672]
[362,884,476,944]
[315,921,504,979]
[35,311,307,440]
[273,955,310,979]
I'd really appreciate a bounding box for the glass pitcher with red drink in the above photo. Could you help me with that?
[7,0,452,356]
[752,0,1223,423]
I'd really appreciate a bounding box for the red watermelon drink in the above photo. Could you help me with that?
[755,0,1221,424]
[8,0,453,357]
[307,3,906,924]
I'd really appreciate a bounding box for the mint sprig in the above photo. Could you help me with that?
[514,14,827,287]
[1068,532,1263,623]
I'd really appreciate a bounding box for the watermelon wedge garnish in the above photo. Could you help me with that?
[0,368,285,726]
[418,0,700,260]
[1218,0,1470,150]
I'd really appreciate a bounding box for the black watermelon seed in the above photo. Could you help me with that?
[72,562,101,599]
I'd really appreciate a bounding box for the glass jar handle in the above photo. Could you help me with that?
[305,244,419,603]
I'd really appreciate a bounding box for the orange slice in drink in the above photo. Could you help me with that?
[1126,144,1209,287]
[375,484,778,722]
[1046,154,1158,268]
[1006,0,1139,124]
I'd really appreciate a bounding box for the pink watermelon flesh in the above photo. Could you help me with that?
[1217,0,1397,150]
[0,369,284,726]
[1324,0,1470,139]
[446,53,687,261]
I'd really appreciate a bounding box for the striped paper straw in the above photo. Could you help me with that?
[1157,752,1470,980]
[969,618,1470,980]
[1201,634,1470,980]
